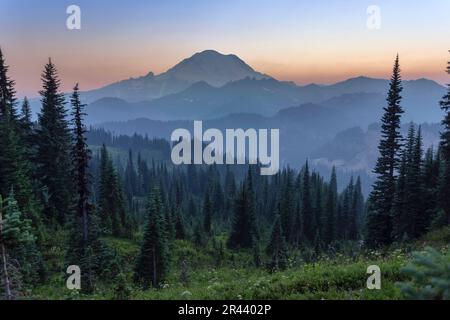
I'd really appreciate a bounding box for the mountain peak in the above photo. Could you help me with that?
[160,49,270,87]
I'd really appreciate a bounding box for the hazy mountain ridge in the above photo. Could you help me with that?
[82,76,446,125]
[27,51,446,126]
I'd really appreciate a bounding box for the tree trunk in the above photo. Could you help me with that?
[152,245,157,287]
[0,201,13,300]
[82,199,88,244]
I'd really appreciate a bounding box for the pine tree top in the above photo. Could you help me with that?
[0,48,18,121]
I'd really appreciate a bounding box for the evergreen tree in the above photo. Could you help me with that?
[279,169,295,243]
[392,125,425,240]
[228,169,257,249]
[134,187,169,289]
[0,192,44,299]
[421,147,440,231]
[0,49,34,216]
[174,209,186,240]
[339,178,353,240]
[187,196,197,217]
[224,166,236,213]
[98,145,113,231]
[343,178,356,240]
[266,215,288,270]
[165,206,176,242]
[19,97,36,167]
[203,191,213,234]
[438,53,450,226]
[350,176,364,240]
[137,153,150,195]
[366,55,404,247]
[301,161,315,242]
[392,134,409,241]
[408,126,424,237]
[70,84,91,243]
[212,179,224,214]
[324,168,337,244]
[98,145,127,236]
[0,195,14,300]
[313,180,324,242]
[440,52,450,161]
[19,97,33,144]
[124,150,138,205]
[179,259,189,286]
[20,97,31,127]
[193,222,206,247]
[252,240,262,268]
[35,59,73,224]
[66,84,115,293]
[0,48,17,120]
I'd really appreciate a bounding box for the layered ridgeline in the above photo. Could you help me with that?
[82,76,445,124]
[25,50,446,125]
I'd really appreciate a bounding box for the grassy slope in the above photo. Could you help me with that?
[32,227,450,300]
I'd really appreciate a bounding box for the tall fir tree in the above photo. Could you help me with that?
[353,176,365,235]
[35,59,73,225]
[266,215,288,270]
[19,97,33,142]
[392,147,408,241]
[279,169,295,243]
[438,52,450,226]
[408,126,424,237]
[19,97,36,164]
[98,145,127,236]
[134,186,170,289]
[228,168,258,249]
[421,147,440,231]
[0,49,35,216]
[124,149,138,206]
[366,55,404,247]
[301,161,315,242]
[70,84,91,243]
[323,168,337,244]
[66,84,113,294]
[346,177,359,240]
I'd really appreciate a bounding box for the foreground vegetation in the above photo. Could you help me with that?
[30,226,449,300]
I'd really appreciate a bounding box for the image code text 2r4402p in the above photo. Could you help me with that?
[0,0,449,312]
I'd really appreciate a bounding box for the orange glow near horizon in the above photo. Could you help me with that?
[2,0,449,97]
[5,46,449,99]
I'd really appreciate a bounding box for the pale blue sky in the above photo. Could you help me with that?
[1,0,449,97]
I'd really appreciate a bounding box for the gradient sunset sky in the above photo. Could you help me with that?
[1,0,449,97]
